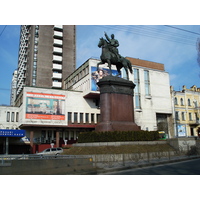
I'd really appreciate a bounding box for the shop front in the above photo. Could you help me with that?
[0,129,26,154]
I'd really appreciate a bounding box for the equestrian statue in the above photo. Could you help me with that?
[97,32,133,80]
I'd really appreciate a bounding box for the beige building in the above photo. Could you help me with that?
[65,58,173,137]
[171,85,200,137]
[1,57,173,154]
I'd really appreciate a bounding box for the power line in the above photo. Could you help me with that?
[164,25,200,36]
[0,25,7,37]
[95,25,199,46]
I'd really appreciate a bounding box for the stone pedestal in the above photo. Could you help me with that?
[95,75,140,132]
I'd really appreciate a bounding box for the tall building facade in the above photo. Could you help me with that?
[16,25,76,101]
[10,70,17,106]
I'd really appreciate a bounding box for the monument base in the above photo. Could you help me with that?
[95,121,141,132]
[95,75,140,132]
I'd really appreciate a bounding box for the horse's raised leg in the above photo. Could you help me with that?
[116,65,121,77]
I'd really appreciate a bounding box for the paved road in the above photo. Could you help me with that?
[102,158,200,175]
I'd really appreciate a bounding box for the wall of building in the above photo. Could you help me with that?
[1,57,176,154]
[0,106,19,130]
[131,66,172,133]
[171,85,200,137]
[65,58,173,136]
[15,25,76,98]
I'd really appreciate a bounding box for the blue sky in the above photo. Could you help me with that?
[0,25,200,105]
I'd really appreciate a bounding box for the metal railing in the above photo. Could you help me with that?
[0,154,91,166]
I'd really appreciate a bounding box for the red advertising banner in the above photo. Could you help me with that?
[26,92,65,120]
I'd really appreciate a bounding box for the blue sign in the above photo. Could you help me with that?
[177,125,186,137]
[0,129,25,137]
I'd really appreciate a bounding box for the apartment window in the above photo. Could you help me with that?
[32,78,36,86]
[144,70,150,96]
[188,99,191,106]
[85,113,89,123]
[6,112,10,122]
[80,113,83,123]
[11,112,15,122]
[189,113,192,121]
[194,101,198,108]
[16,112,19,122]
[68,112,72,123]
[134,69,141,109]
[195,113,199,122]
[74,112,78,123]
[181,112,185,121]
[175,111,179,120]
[180,98,184,106]
[91,113,94,123]
[174,97,178,105]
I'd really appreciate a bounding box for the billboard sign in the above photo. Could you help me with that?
[177,124,186,137]
[26,92,65,120]
[91,66,120,91]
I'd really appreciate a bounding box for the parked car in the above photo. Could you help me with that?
[36,147,63,156]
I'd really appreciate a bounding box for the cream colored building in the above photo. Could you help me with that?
[171,85,200,137]
[65,58,173,137]
[1,57,174,153]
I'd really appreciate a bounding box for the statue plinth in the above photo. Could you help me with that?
[95,75,140,132]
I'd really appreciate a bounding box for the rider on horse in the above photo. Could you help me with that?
[104,32,122,62]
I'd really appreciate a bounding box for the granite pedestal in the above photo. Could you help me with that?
[95,75,140,132]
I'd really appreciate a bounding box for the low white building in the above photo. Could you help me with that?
[0,57,173,154]
[65,58,173,137]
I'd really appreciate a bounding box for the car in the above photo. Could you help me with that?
[36,147,63,156]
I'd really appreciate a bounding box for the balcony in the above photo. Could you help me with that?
[53,63,62,70]
[53,39,63,46]
[54,31,63,37]
[53,55,62,62]
[189,120,200,125]
[52,72,62,79]
[52,82,62,88]
[54,25,63,31]
[53,47,62,54]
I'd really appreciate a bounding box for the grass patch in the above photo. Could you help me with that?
[62,144,175,155]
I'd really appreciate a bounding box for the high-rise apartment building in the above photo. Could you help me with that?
[10,70,17,106]
[16,25,76,99]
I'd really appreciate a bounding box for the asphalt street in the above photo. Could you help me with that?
[102,158,200,175]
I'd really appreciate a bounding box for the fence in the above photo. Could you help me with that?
[0,155,94,175]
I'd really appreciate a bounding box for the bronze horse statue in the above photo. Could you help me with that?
[97,37,133,80]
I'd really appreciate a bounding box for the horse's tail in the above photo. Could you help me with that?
[127,60,133,74]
